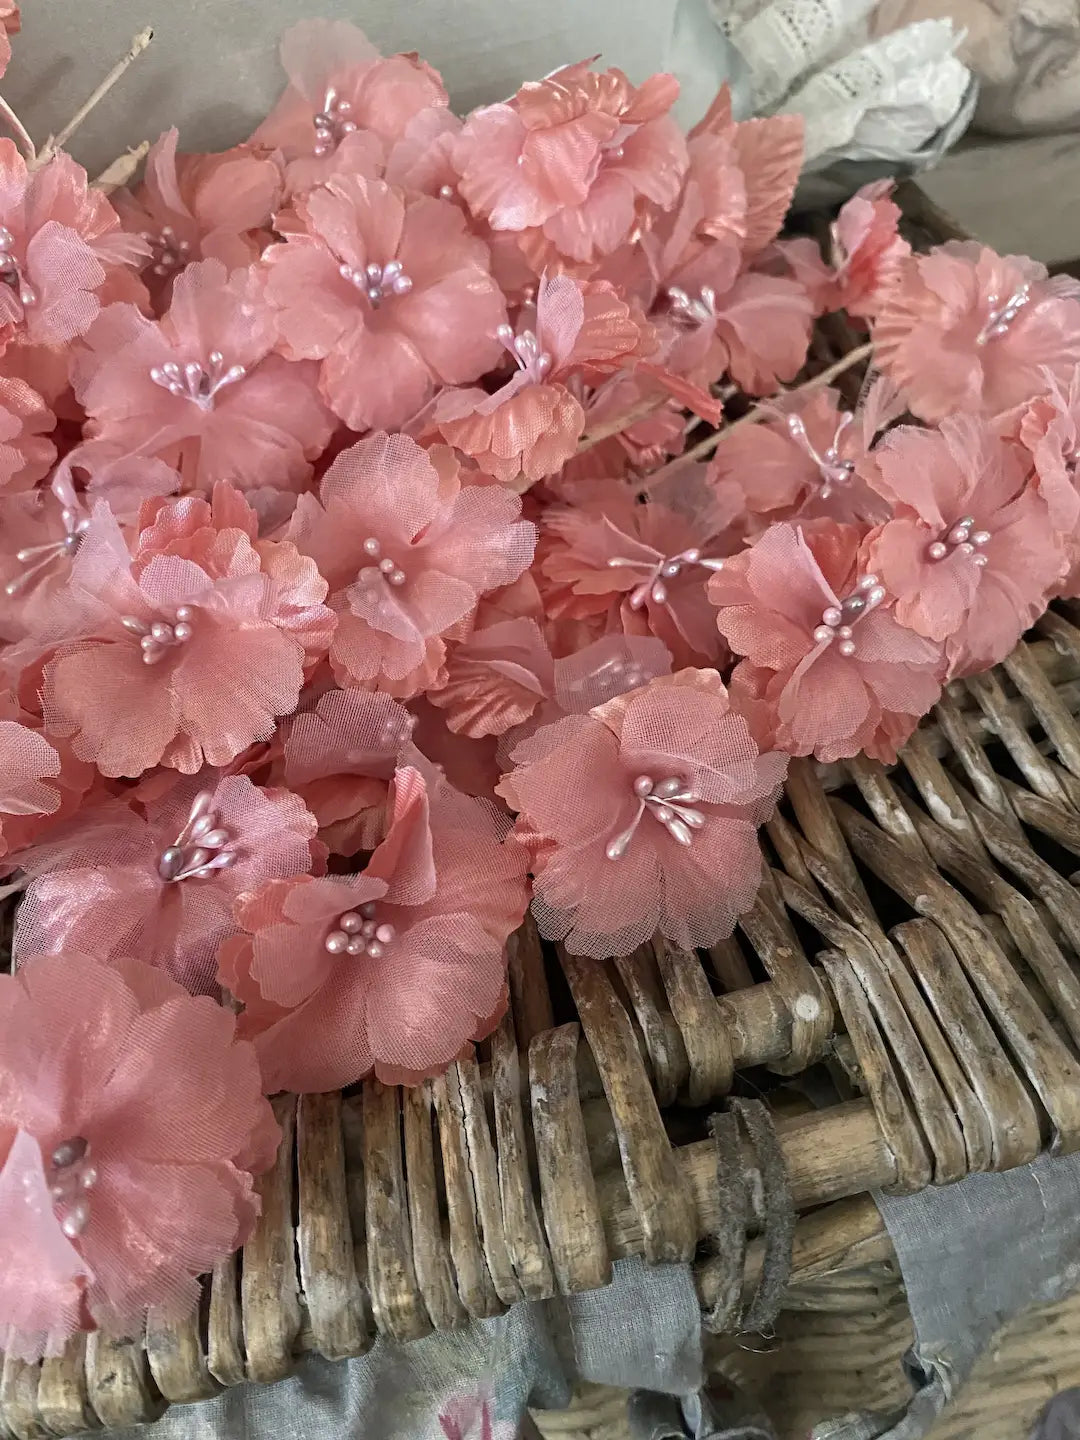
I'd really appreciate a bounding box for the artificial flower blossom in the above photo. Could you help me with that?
[499,669,787,957]
[115,128,284,306]
[35,489,333,777]
[709,521,945,763]
[873,241,1080,423]
[13,772,322,993]
[74,258,334,494]
[220,762,530,1090]
[861,414,1066,675]
[0,952,278,1361]
[286,430,536,696]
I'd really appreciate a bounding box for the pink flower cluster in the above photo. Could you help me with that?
[1,16,1077,1360]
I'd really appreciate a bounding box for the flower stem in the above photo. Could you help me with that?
[33,27,153,167]
[641,340,875,494]
[0,91,35,160]
[93,140,150,193]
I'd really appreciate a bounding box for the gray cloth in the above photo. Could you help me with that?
[823,1151,1080,1440]
[4,0,747,178]
[108,1258,710,1440]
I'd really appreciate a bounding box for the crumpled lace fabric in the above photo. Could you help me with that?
[711,0,975,171]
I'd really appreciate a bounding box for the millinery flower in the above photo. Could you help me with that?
[706,383,897,529]
[861,415,1065,675]
[286,432,536,697]
[266,173,506,431]
[433,272,648,487]
[280,686,415,855]
[0,376,54,490]
[438,1389,517,1440]
[13,773,321,993]
[1017,365,1080,590]
[873,241,1080,422]
[0,692,93,866]
[115,129,283,306]
[0,141,145,348]
[220,763,530,1090]
[685,88,805,262]
[74,259,334,494]
[828,180,911,321]
[454,61,687,263]
[253,19,447,193]
[499,668,784,957]
[538,471,737,668]
[0,952,278,1361]
[36,496,333,777]
[709,521,945,763]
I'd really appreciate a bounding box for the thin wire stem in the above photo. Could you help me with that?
[0,91,35,160]
[33,27,153,167]
[640,340,875,495]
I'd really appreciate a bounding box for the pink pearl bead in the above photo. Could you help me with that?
[339,912,363,934]
[324,930,349,954]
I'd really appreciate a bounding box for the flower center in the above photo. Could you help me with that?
[812,573,886,657]
[157,790,238,882]
[48,1136,96,1239]
[339,259,414,307]
[607,547,726,609]
[605,774,705,860]
[926,516,990,567]
[667,286,718,327]
[149,352,247,410]
[0,225,36,308]
[313,88,358,156]
[5,505,90,597]
[497,324,552,382]
[324,900,396,958]
[976,285,1030,345]
[357,534,407,590]
[785,410,856,498]
[121,606,196,665]
[142,225,191,278]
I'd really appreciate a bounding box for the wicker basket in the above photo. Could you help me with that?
[6,184,1080,1440]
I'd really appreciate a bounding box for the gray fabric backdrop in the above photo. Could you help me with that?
[4,0,741,175]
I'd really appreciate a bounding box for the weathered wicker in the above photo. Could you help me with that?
[6,185,1080,1440]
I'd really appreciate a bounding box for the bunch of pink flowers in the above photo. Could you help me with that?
[2,13,1080,1360]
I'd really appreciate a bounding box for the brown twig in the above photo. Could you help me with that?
[33,27,153,167]
[640,340,875,494]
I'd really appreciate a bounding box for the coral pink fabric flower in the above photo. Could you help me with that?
[280,686,414,855]
[829,181,911,321]
[74,259,334,494]
[873,241,1080,422]
[538,471,737,668]
[427,619,554,739]
[454,62,688,263]
[253,19,448,193]
[0,376,54,490]
[861,415,1065,675]
[266,173,505,431]
[287,432,536,697]
[220,764,530,1090]
[1017,365,1080,593]
[14,773,321,993]
[0,141,145,348]
[0,952,278,1360]
[433,272,648,487]
[499,668,785,957]
[115,129,283,306]
[684,88,805,263]
[37,493,333,777]
[706,384,897,529]
[709,521,944,763]
[0,692,94,866]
